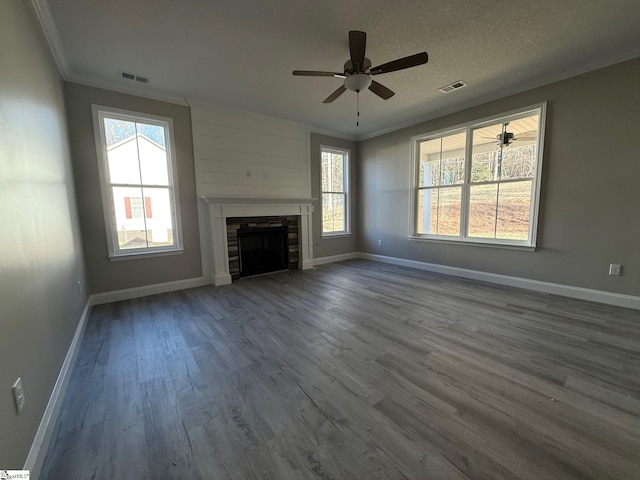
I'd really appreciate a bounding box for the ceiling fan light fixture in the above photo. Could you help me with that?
[344,73,372,92]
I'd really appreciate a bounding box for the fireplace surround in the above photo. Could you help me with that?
[201,197,314,286]
[227,216,299,279]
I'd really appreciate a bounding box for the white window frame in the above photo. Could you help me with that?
[320,145,350,237]
[410,103,546,249]
[92,105,184,260]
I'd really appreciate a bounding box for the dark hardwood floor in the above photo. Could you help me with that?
[41,260,640,479]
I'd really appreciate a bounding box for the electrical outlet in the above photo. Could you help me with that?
[609,264,622,276]
[12,377,25,413]
[377,240,382,246]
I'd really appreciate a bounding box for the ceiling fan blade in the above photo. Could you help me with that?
[293,70,346,78]
[370,52,429,75]
[515,130,538,139]
[368,80,395,100]
[349,30,367,72]
[323,85,347,103]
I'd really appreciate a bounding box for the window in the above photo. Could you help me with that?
[321,147,349,236]
[92,106,182,258]
[412,104,545,247]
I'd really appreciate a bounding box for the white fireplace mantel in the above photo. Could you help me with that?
[201,196,315,286]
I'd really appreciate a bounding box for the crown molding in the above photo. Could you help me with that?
[66,73,190,106]
[30,0,70,78]
[357,50,640,141]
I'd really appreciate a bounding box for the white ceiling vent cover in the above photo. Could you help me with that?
[439,80,467,93]
[120,71,150,84]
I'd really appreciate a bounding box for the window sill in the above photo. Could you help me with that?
[408,236,536,251]
[108,248,185,261]
[321,233,352,239]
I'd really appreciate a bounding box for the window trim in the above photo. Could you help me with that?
[409,102,546,248]
[320,145,350,237]
[92,105,184,259]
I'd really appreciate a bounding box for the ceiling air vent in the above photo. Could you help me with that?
[439,80,467,93]
[120,71,150,84]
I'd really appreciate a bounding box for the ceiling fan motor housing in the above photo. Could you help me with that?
[344,58,372,75]
[499,131,515,146]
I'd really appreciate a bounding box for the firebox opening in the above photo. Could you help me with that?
[237,226,289,278]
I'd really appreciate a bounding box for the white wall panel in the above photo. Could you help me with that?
[192,105,310,198]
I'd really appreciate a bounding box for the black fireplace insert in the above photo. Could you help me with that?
[237,226,289,278]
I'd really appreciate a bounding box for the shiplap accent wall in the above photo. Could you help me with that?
[191,104,310,198]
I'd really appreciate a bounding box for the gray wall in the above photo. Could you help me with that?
[0,1,88,468]
[64,83,202,293]
[358,57,640,296]
[310,133,358,259]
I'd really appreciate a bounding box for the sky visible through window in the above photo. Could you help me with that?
[104,118,166,148]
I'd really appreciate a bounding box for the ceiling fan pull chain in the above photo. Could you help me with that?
[356,91,360,127]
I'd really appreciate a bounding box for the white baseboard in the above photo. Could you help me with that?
[91,276,209,305]
[313,252,360,266]
[24,298,92,478]
[358,253,640,310]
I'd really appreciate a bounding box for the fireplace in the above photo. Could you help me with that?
[227,215,299,279]
[200,197,314,286]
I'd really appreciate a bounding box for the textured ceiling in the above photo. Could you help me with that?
[43,0,640,139]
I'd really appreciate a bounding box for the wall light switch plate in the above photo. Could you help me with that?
[13,377,25,413]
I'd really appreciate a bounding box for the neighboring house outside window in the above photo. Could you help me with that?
[123,197,152,219]
[92,105,183,258]
[321,146,350,236]
[411,103,546,248]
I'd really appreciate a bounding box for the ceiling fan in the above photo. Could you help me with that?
[293,30,429,104]
[485,122,538,148]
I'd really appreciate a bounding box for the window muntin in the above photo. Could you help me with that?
[321,147,349,236]
[412,105,545,247]
[93,106,182,257]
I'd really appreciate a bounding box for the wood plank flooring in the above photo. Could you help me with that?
[41,260,640,479]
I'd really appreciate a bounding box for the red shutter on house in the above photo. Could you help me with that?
[145,197,152,218]
[124,197,132,219]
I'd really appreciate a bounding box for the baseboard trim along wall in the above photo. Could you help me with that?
[91,276,210,305]
[313,252,360,266]
[24,298,92,478]
[80,256,639,312]
[358,252,640,310]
